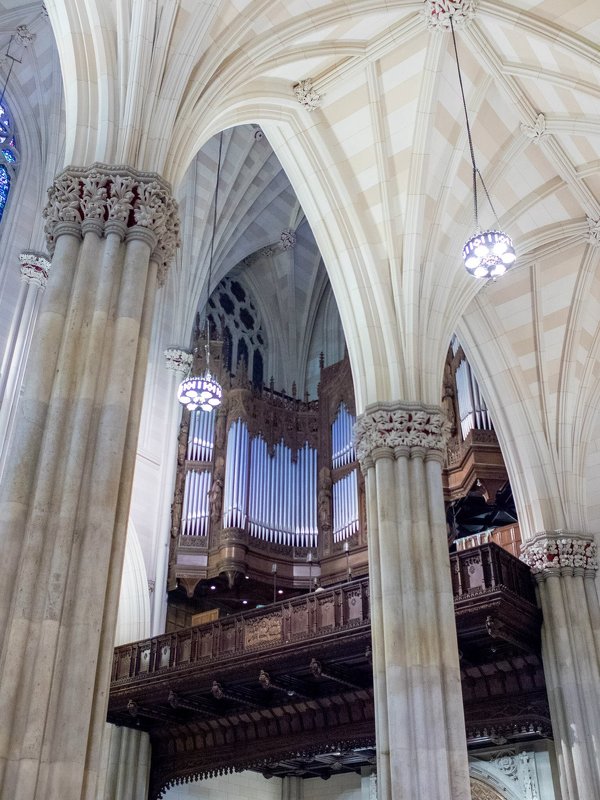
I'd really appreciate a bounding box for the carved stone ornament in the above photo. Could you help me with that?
[353,401,451,463]
[19,251,50,289]
[293,78,322,111]
[15,24,36,47]
[423,0,477,30]
[280,228,297,250]
[43,163,180,282]
[164,347,193,375]
[520,113,547,143]
[520,531,598,579]
[586,216,600,247]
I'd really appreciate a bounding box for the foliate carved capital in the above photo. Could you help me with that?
[353,401,451,464]
[164,347,193,375]
[423,0,477,30]
[19,251,50,289]
[43,164,180,280]
[521,532,598,579]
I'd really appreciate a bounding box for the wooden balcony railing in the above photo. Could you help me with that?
[111,578,370,684]
[111,543,538,687]
[450,542,536,605]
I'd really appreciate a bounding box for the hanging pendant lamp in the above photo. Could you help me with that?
[178,133,225,412]
[450,16,516,278]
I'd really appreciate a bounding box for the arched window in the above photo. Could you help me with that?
[0,102,18,222]
[207,277,267,384]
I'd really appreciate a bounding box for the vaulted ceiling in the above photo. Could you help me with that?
[1,0,599,536]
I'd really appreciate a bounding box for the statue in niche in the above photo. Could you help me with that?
[215,409,227,451]
[318,466,332,532]
[208,457,225,524]
[208,475,224,523]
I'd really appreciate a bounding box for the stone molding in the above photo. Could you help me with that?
[19,251,50,290]
[520,531,598,579]
[353,401,451,464]
[43,163,180,283]
[423,0,477,30]
[164,348,193,375]
[520,113,547,143]
[293,79,322,111]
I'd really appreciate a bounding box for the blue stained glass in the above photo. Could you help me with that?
[2,149,15,163]
[0,165,11,221]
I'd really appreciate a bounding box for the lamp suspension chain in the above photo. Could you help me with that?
[449,15,516,278]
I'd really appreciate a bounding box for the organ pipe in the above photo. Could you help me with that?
[186,409,215,461]
[455,359,492,440]
[181,469,211,536]
[243,430,318,547]
[332,469,359,543]
[332,403,355,468]
[223,418,250,529]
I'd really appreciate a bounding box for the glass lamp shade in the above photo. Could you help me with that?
[177,371,222,412]
[462,229,516,279]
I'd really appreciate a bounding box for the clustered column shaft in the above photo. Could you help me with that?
[354,402,471,800]
[521,532,600,800]
[0,163,179,800]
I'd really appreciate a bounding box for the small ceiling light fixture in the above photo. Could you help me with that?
[178,132,225,411]
[449,16,516,278]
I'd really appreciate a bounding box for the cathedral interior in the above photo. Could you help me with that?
[0,2,599,800]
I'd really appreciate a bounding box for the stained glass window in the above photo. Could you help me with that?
[0,165,10,221]
[0,103,17,220]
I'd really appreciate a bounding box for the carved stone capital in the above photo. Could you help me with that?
[521,113,547,143]
[43,163,180,281]
[19,251,50,290]
[521,531,598,580]
[293,79,322,111]
[353,401,451,465]
[164,347,193,375]
[423,0,477,30]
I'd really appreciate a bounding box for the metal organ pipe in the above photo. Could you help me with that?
[223,419,249,529]
[244,435,317,547]
[332,469,359,543]
[456,359,492,440]
[332,403,355,469]
[186,409,215,462]
[181,469,211,536]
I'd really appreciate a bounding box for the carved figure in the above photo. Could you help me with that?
[318,466,332,532]
[208,476,223,523]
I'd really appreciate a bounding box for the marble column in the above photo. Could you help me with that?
[151,346,193,635]
[521,532,600,800]
[354,402,471,800]
[0,163,179,800]
[0,252,50,482]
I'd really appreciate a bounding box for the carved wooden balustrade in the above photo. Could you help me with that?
[108,544,548,797]
[111,579,370,684]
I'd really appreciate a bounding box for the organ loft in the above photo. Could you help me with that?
[109,277,547,799]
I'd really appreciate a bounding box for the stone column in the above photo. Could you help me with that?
[0,163,179,800]
[151,346,193,634]
[354,402,471,800]
[0,252,50,481]
[521,532,600,800]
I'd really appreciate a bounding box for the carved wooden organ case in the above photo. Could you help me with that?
[168,351,368,598]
